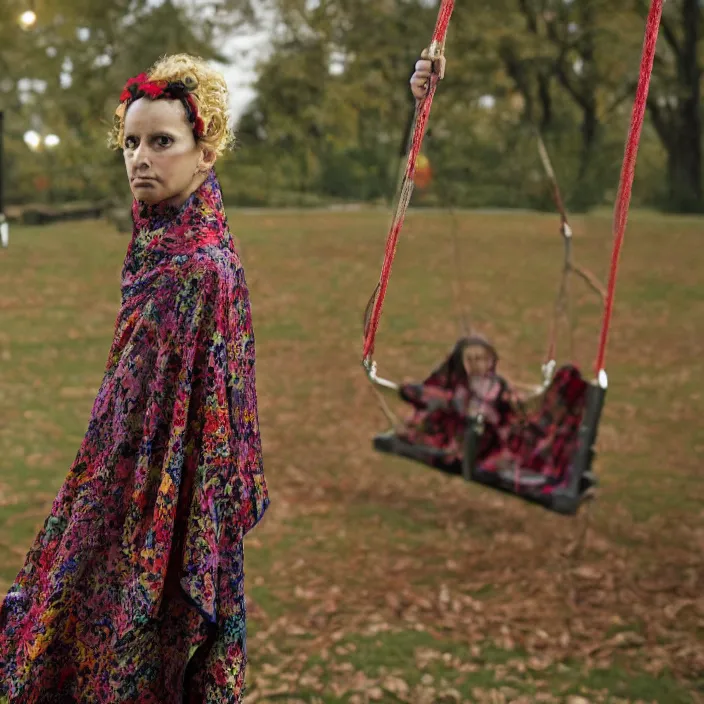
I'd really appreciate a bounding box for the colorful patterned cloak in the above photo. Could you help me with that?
[0,170,269,703]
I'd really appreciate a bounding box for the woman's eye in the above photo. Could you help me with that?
[124,136,137,149]
[156,135,173,147]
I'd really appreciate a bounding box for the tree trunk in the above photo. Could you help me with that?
[670,0,702,210]
[570,1,601,210]
[537,72,552,131]
[666,117,702,212]
[646,0,702,211]
[570,98,599,211]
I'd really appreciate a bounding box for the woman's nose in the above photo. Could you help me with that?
[133,143,151,167]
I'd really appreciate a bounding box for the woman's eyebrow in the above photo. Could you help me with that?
[124,129,179,138]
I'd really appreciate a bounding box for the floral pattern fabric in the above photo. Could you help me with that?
[399,375,516,465]
[395,337,517,469]
[387,340,587,486]
[0,170,269,703]
[479,364,588,485]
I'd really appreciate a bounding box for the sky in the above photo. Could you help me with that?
[201,3,278,124]
[210,31,270,122]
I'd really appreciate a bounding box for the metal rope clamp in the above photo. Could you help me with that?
[425,40,447,81]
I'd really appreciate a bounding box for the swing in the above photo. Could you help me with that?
[362,0,664,516]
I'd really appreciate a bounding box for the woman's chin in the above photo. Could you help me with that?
[131,185,164,204]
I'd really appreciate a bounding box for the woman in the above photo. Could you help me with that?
[375,336,517,472]
[0,54,268,702]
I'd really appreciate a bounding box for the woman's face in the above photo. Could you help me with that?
[463,343,492,377]
[122,98,214,207]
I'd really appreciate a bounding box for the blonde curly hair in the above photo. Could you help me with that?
[108,53,235,157]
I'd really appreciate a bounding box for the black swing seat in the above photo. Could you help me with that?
[468,458,598,515]
[372,366,605,516]
[464,376,604,515]
[373,430,456,465]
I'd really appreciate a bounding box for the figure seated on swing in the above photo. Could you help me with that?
[374,335,518,471]
[373,335,590,492]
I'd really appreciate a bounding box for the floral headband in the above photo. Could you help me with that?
[119,72,206,138]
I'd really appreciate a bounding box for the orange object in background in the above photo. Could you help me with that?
[414,153,432,189]
[33,174,50,192]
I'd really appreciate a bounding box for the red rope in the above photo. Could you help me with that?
[594,0,663,375]
[362,0,455,363]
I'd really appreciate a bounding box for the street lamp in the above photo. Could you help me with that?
[44,135,60,203]
[18,10,37,30]
[0,111,7,248]
[18,0,37,30]
[23,130,61,203]
[23,130,41,151]
[23,131,60,152]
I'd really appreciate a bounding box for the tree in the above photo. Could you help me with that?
[639,0,702,212]
[485,0,640,210]
[2,0,261,202]
[236,0,436,202]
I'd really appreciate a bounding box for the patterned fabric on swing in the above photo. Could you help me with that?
[394,337,517,468]
[478,365,588,485]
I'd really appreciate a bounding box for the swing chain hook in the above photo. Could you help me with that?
[363,356,400,392]
[541,359,556,387]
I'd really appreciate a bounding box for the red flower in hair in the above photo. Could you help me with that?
[126,72,149,88]
[120,72,149,102]
[118,72,205,138]
[140,80,168,98]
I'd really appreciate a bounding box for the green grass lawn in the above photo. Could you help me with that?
[1,209,703,702]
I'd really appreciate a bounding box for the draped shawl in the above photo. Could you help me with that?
[0,170,269,702]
